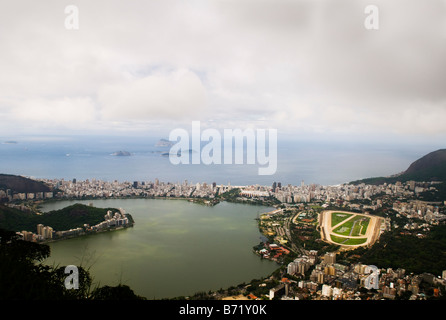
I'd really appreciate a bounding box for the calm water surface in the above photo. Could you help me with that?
[42,199,278,299]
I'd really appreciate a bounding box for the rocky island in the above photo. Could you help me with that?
[111,151,131,156]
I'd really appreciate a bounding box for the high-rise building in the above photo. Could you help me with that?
[324,252,336,265]
[37,224,44,236]
[324,265,336,276]
[43,226,53,239]
[287,262,297,275]
[317,272,325,284]
[22,231,34,242]
[322,284,333,297]
[269,284,285,300]
[364,265,380,290]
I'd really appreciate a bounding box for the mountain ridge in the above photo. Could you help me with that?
[350,149,446,185]
[0,174,51,193]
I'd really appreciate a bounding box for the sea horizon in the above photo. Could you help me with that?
[0,135,443,187]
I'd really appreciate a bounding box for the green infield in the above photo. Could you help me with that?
[333,215,370,237]
[354,217,370,236]
[331,212,353,227]
[330,235,367,246]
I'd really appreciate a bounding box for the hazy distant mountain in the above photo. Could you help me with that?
[161,149,196,157]
[351,149,446,185]
[155,138,174,147]
[111,151,131,156]
[0,174,51,193]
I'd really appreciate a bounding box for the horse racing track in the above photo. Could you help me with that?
[319,210,384,248]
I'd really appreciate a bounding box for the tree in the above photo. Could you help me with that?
[90,285,145,300]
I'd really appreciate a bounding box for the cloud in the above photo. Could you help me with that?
[11,97,96,128]
[0,0,445,140]
[98,69,207,121]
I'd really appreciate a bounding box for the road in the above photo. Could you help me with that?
[283,213,307,255]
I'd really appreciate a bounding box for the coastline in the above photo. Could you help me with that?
[32,196,276,246]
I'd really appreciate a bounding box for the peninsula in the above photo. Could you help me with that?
[0,202,134,243]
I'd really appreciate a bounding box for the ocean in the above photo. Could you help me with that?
[0,135,441,186]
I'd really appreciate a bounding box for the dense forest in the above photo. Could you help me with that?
[341,224,446,276]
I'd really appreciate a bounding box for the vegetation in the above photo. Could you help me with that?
[355,217,370,236]
[0,205,35,232]
[418,182,446,202]
[333,215,370,237]
[290,222,340,254]
[217,188,241,200]
[330,235,367,246]
[0,203,130,233]
[331,212,353,227]
[37,204,128,231]
[341,224,446,276]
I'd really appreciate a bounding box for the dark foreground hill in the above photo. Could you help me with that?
[351,149,446,185]
[0,173,51,193]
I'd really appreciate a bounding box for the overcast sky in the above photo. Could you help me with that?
[0,0,445,144]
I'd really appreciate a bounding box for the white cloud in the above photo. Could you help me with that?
[98,69,207,121]
[0,0,445,141]
[12,97,96,127]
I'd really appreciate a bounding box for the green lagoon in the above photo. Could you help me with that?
[41,199,278,299]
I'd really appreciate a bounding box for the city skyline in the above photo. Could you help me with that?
[0,0,445,147]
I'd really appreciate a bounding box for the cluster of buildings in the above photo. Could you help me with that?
[255,242,290,262]
[393,199,446,223]
[269,180,440,206]
[257,209,295,247]
[19,209,131,243]
[93,209,130,231]
[45,178,145,199]
[40,178,219,200]
[1,177,436,215]
[21,225,85,242]
[287,251,319,275]
[22,224,55,242]
[0,189,53,202]
[268,251,446,300]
